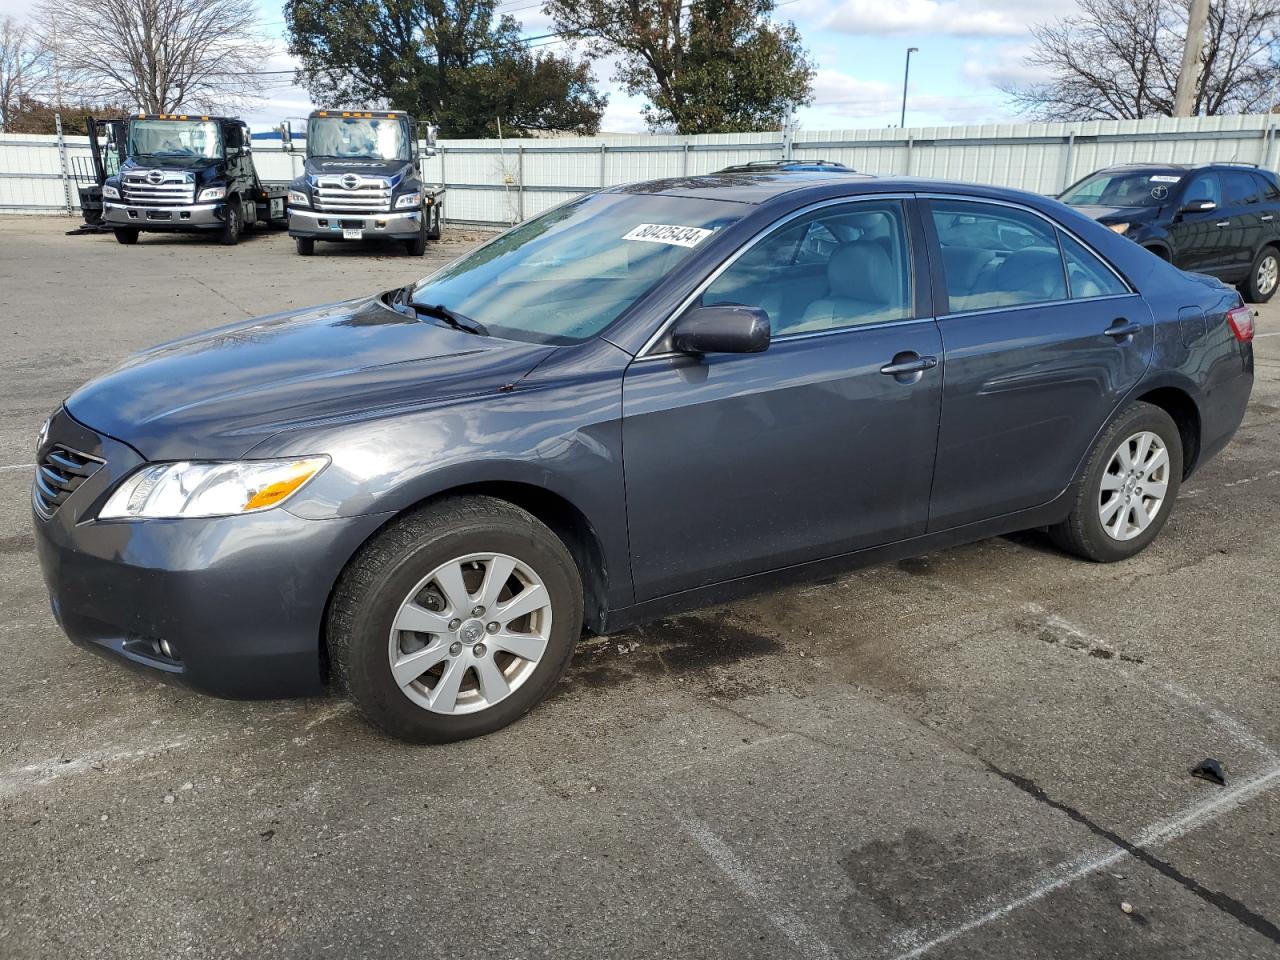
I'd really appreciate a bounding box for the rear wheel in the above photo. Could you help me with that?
[329,496,583,743]
[113,227,139,245]
[1050,401,1183,562]
[295,236,315,256]
[1243,246,1279,303]
[219,200,242,246]
[426,204,442,241]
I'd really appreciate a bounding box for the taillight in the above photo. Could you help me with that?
[1226,304,1255,342]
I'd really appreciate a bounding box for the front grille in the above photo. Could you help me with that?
[33,445,103,518]
[314,175,392,214]
[122,171,196,206]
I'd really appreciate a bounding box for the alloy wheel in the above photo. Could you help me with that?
[1258,254,1278,296]
[1098,431,1170,542]
[387,553,552,715]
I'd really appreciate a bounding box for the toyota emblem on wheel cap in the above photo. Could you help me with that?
[341,174,360,190]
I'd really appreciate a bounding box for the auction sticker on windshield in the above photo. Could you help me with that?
[622,223,715,247]
[1150,175,1182,183]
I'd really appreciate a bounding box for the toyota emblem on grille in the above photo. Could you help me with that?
[341,174,360,190]
[147,170,164,184]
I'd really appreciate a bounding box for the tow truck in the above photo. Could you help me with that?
[71,116,126,227]
[102,113,289,245]
[282,109,444,256]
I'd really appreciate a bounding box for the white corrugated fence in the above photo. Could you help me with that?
[3,114,1279,224]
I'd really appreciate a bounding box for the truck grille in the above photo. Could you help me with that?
[313,174,392,214]
[33,445,103,518]
[122,170,196,206]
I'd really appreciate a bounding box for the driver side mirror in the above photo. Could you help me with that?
[279,120,293,153]
[1179,199,1217,214]
[418,122,438,157]
[671,304,771,355]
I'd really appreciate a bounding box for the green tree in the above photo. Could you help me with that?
[285,0,606,137]
[544,0,813,133]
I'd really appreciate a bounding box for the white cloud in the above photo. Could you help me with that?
[961,42,1050,90]
[824,0,1078,38]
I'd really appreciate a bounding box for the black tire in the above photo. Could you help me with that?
[328,496,584,743]
[426,205,442,241]
[404,214,427,256]
[1242,246,1279,304]
[113,227,139,245]
[295,236,315,256]
[1049,401,1183,562]
[219,200,242,246]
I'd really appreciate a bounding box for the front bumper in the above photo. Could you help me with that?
[104,201,224,230]
[31,407,391,699]
[288,207,421,240]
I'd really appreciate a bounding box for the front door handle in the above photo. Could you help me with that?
[1104,319,1142,342]
[1216,220,1232,228]
[1262,215,1274,222]
[880,353,939,378]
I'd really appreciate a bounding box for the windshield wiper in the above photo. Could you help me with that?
[390,284,489,336]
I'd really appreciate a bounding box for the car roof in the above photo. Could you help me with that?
[1094,162,1268,174]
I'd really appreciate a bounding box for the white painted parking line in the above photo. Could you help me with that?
[0,463,34,473]
[890,764,1280,959]
[676,813,838,960]
[1254,330,1280,338]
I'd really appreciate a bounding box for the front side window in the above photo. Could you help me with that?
[409,192,746,344]
[127,120,221,160]
[932,200,1066,313]
[701,202,913,336]
[1182,173,1222,207]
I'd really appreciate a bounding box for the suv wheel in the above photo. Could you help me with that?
[328,496,583,743]
[1243,246,1279,303]
[1049,401,1183,562]
[219,200,242,246]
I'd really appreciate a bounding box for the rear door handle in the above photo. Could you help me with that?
[1262,215,1274,222]
[1104,319,1142,341]
[1216,220,1232,228]
[880,354,939,376]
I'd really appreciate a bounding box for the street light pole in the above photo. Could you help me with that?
[901,47,919,128]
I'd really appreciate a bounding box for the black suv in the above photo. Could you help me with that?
[1061,162,1280,303]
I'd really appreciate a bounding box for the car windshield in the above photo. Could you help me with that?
[307,117,411,161]
[407,193,747,344]
[1061,170,1183,208]
[128,120,221,159]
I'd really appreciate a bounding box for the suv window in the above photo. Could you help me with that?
[1256,173,1280,202]
[702,202,912,335]
[931,200,1066,313]
[1224,171,1260,206]
[1182,173,1222,207]
[1061,233,1129,299]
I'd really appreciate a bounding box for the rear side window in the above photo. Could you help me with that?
[931,200,1066,313]
[1255,173,1280,202]
[1061,233,1129,298]
[1224,171,1260,206]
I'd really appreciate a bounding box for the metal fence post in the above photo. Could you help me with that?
[1063,131,1076,191]
[905,133,914,176]
[438,146,447,226]
[599,143,607,188]
[54,112,72,214]
[683,142,690,177]
[516,144,525,222]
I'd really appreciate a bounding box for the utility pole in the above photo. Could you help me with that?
[900,47,919,128]
[1174,0,1210,117]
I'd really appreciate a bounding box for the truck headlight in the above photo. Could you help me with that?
[288,189,310,206]
[198,186,226,202]
[99,457,329,519]
[102,184,120,200]
[394,192,422,209]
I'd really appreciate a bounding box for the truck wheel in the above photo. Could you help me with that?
[295,237,315,256]
[219,201,242,246]
[427,206,442,241]
[113,228,139,245]
[404,215,427,256]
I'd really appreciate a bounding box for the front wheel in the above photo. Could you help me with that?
[404,214,427,256]
[1049,401,1183,562]
[219,200,241,246]
[328,496,583,743]
[295,236,315,256]
[113,228,139,245]
[1243,246,1279,303]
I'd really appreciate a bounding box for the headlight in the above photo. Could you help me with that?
[288,189,309,207]
[198,186,226,202]
[99,457,329,520]
[394,192,422,209]
[1108,222,1131,235]
[102,184,120,200]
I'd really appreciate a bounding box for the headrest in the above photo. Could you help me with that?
[995,247,1066,299]
[828,242,895,304]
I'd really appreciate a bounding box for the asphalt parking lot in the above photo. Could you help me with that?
[1,214,1278,960]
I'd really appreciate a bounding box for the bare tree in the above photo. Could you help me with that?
[0,16,50,131]
[35,0,272,114]
[1006,0,1280,121]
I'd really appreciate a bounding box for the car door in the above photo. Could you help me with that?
[1167,172,1228,274]
[923,197,1154,530]
[1220,170,1265,280]
[621,198,944,602]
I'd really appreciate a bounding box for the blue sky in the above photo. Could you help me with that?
[11,0,1083,132]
